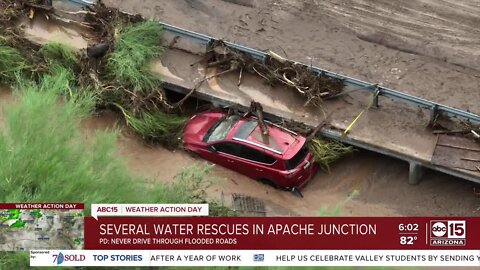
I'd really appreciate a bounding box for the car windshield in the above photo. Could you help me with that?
[285,145,309,170]
[204,115,240,143]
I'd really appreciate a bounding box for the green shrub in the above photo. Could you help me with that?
[0,44,28,84]
[0,69,213,215]
[114,103,186,146]
[308,138,354,173]
[39,42,79,70]
[106,21,164,92]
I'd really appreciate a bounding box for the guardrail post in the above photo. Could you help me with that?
[409,161,424,185]
[429,104,439,126]
[372,88,380,109]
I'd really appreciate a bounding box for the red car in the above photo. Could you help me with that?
[183,111,318,190]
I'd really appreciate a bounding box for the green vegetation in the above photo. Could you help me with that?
[308,138,354,173]
[39,42,79,70]
[0,44,28,84]
[114,103,186,145]
[31,209,42,218]
[7,209,20,220]
[9,219,25,228]
[37,65,78,98]
[0,252,30,270]
[106,20,164,92]
[0,66,225,216]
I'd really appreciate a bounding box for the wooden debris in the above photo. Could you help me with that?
[306,112,332,142]
[25,2,53,12]
[437,143,480,152]
[203,40,344,107]
[433,129,470,135]
[460,157,480,162]
[246,100,268,135]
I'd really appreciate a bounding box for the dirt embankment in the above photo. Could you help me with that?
[104,0,480,114]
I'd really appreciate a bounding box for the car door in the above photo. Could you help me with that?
[206,141,278,181]
[205,141,242,171]
[234,144,278,180]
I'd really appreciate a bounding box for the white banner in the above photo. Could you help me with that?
[91,204,209,219]
[30,250,480,267]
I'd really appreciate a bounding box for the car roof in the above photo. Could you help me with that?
[228,118,303,157]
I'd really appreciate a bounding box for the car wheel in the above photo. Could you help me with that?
[259,178,279,189]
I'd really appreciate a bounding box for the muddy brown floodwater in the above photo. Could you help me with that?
[96,0,480,216]
[0,85,477,216]
[83,110,479,217]
[106,0,480,114]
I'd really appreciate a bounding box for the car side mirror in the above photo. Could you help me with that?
[208,145,216,152]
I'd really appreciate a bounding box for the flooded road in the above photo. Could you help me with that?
[83,110,479,217]
[18,14,87,49]
[0,85,477,216]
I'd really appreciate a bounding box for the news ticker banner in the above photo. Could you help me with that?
[30,250,480,267]
[84,217,476,250]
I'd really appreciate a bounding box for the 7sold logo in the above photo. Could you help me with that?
[430,220,466,246]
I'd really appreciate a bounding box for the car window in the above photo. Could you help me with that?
[237,145,276,164]
[213,142,241,156]
[214,142,276,164]
[234,119,285,154]
[234,120,257,139]
[286,145,308,170]
[205,115,240,143]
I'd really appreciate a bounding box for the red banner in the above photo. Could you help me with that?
[84,217,477,250]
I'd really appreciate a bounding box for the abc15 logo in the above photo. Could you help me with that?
[430,220,466,239]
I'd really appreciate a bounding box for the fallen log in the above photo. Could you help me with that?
[253,101,268,135]
[306,112,332,142]
[246,100,268,135]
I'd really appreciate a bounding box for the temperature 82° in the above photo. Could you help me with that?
[400,236,418,245]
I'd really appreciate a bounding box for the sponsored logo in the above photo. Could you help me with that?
[430,220,466,246]
[253,254,264,262]
[52,251,86,265]
[53,252,64,265]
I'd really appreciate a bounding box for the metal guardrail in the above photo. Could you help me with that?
[62,0,94,6]
[67,0,480,124]
[161,22,480,124]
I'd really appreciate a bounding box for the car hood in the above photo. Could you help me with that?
[183,112,224,143]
